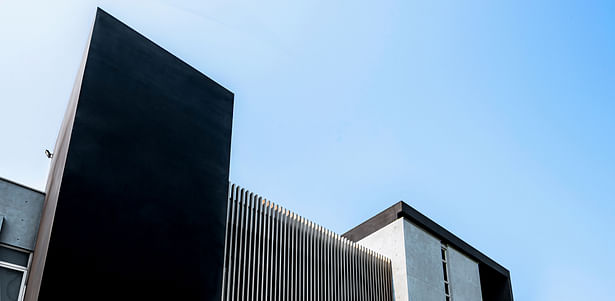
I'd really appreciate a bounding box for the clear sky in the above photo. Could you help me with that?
[1,0,614,299]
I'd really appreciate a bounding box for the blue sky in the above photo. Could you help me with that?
[1,0,614,299]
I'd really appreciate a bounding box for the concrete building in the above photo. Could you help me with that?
[0,8,513,301]
[0,178,44,301]
[344,202,513,301]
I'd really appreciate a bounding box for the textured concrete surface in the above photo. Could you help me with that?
[0,178,44,251]
[403,219,445,301]
[448,247,483,301]
[358,218,408,301]
[359,218,447,301]
[343,201,513,301]
[358,217,485,301]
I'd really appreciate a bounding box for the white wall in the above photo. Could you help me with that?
[358,217,483,301]
[357,218,409,301]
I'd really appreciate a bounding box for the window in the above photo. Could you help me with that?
[441,244,452,301]
[0,244,30,301]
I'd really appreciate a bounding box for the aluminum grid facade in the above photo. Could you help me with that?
[222,184,394,301]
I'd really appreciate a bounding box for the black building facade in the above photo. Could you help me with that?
[25,8,233,301]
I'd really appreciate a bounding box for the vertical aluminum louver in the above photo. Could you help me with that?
[222,184,394,301]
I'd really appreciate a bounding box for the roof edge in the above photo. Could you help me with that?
[342,201,510,277]
[0,176,45,195]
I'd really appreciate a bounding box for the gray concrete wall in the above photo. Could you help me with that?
[358,218,409,301]
[448,247,483,301]
[0,178,44,250]
[403,219,446,301]
[358,218,446,301]
[358,217,484,301]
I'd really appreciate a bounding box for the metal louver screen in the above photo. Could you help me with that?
[222,184,394,301]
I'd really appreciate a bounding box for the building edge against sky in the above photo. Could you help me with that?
[0,7,513,301]
[26,7,233,301]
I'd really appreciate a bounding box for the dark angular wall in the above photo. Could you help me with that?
[27,8,233,301]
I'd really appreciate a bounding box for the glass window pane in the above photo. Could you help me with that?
[0,267,23,301]
[0,247,29,267]
[443,264,448,281]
